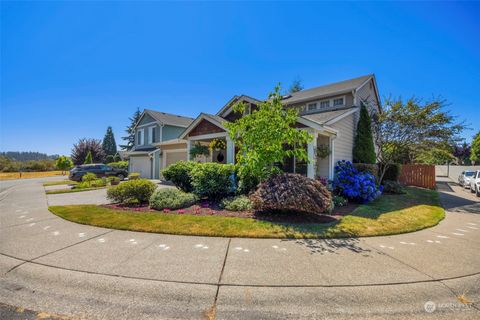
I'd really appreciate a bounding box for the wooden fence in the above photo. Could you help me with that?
[399,165,436,189]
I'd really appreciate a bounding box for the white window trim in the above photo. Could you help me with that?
[301,95,346,114]
[138,129,145,145]
[148,126,155,144]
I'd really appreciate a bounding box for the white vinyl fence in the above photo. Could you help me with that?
[435,165,480,181]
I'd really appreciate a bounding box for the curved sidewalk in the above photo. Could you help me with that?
[0,178,479,319]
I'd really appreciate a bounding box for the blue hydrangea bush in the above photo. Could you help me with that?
[333,160,382,203]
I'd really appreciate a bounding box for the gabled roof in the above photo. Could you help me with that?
[216,95,262,117]
[179,113,229,139]
[301,106,359,126]
[135,109,195,128]
[282,74,374,105]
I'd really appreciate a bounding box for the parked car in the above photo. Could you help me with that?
[458,170,476,188]
[69,164,128,182]
[469,170,480,197]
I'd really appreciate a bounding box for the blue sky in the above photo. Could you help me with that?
[1,1,479,155]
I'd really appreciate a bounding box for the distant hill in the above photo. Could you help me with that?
[0,151,59,161]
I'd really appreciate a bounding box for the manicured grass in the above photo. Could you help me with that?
[0,171,67,181]
[46,187,105,195]
[48,187,444,239]
[43,180,78,187]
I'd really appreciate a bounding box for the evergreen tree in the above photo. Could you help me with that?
[353,104,376,164]
[288,77,304,94]
[102,126,117,156]
[84,151,93,164]
[120,108,142,150]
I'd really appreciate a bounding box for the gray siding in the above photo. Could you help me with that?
[162,125,185,141]
[138,113,156,126]
[331,113,356,164]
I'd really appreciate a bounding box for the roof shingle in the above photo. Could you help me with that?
[145,109,195,127]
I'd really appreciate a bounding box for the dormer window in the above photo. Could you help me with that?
[307,102,317,111]
[320,100,330,109]
[333,98,344,106]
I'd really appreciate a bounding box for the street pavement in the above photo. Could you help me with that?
[0,176,479,319]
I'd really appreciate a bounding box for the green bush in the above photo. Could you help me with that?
[128,172,140,180]
[220,195,253,211]
[76,178,107,189]
[381,164,402,182]
[191,163,235,200]
[237,170,260,195]
[108,161,129,171]
[149,188,197,210]
[108,176,120,185]
[333,195,348,207]
[382,180,406,194]
[161,161,198,192]
[107,179,156,204]
[82,172,98,182]
[353,163,379,182]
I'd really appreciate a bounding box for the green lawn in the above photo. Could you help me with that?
[45,187,105,195]
[48,187,444,239]
[43,180,78,187]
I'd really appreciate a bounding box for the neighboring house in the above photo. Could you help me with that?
[126,109,194,179]
[127,74,381,180]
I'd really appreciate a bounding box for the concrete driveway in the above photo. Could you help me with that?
[0,176,479,319]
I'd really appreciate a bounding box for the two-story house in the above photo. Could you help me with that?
[127,74,381,180]
[126,109,194,178]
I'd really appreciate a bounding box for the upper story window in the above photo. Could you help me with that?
[137,129,144,145]
[333,98,344,106]
[148,126,156,144]
[320,100,330,109]
[307,102,317,111]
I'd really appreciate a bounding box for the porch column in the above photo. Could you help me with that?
[187,140,192,160]
[226,136,235,164]
[329,135,336,179]
[307,131,318,178]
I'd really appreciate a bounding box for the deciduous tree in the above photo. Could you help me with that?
[71,138,106,165]
[372,97,464,182]
[471,132,480,165]
[225,85,312,192]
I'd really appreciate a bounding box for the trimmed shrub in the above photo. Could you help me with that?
[76,178,107,189]
[382,180,406,194]
[108,161,129,171]
[333,160,382,203]
[251,173,333,215]
[149,188,197,210]
[237,170,260,195]
[107,179,156,204]
[82,172,97,182]
[108,176,120,185]
[128,172,140,180]
[353,163,379,182]
[191,163,236,200]
[381,164,402,182]
[221,195,253,211]
[162,161,198,192]
[333,195,348,207]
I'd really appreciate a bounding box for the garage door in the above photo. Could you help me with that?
[130,156,151,178]
[165,150,187,168]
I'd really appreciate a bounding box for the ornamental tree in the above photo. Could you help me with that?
[55,156,73,174]
[353,104,376,164]
[102,126,117,157]
[71,138,106,165]
[225,85,312,192]
[84,151,93,164]
[372,97,465,182]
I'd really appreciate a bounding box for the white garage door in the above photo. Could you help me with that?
[130,156,151,178]
[165,150,187,168]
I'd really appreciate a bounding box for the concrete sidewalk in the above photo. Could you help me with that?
[1,179,479,319]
